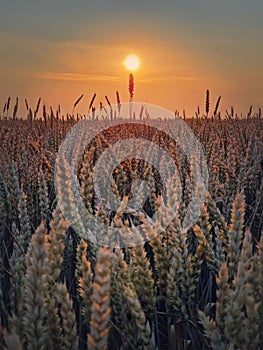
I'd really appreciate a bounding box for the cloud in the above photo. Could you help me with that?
[36,71,197,84]
[36,72,123,82]
[138,74,198,83]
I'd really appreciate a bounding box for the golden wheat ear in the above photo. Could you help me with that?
[88,247,112,350]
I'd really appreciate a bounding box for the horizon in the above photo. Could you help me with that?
[1,93,261,120]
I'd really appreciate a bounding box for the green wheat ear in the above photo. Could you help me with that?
[76,240,93,329]
[55,283,78,350]
[130,244,155,319]
[88,247,112,350]
[228,192,246,282]
[20,222,51,349]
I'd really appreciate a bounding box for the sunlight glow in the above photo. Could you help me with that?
[124,55,140,71]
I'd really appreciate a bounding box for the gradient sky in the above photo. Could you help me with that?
[1,0,262,116]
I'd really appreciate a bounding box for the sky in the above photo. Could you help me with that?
[0,0,262,117]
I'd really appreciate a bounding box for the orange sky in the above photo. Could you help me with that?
[1,1,262,117]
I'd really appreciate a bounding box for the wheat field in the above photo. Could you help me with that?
[0,95,262,350]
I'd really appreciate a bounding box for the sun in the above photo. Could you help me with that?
[124,54,140,71]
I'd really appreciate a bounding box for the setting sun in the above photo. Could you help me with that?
[124,54,140,71]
